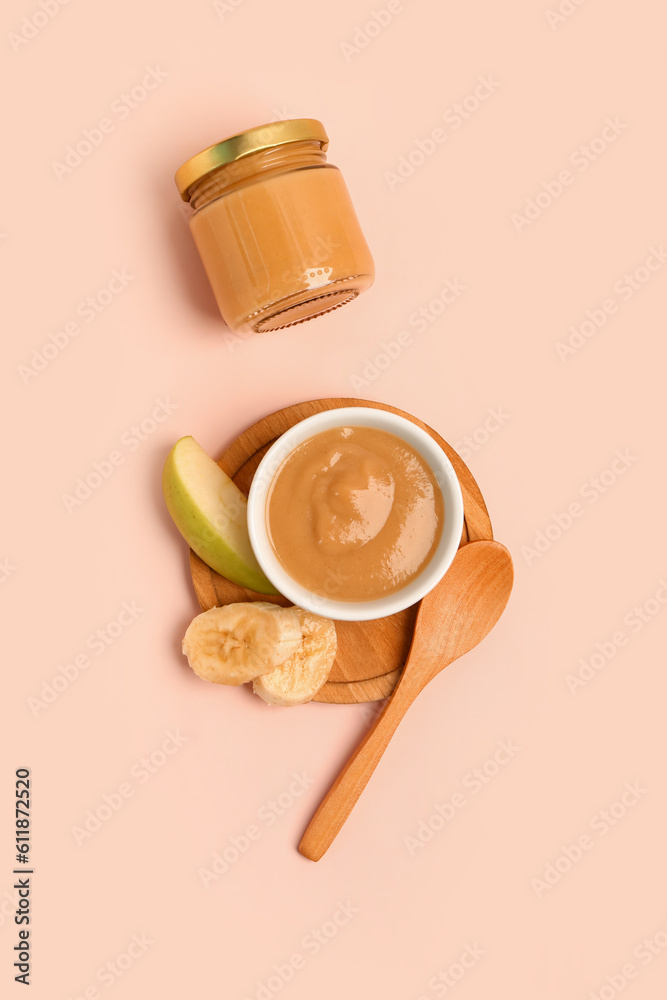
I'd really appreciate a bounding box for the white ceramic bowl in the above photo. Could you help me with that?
[247,408,464,621]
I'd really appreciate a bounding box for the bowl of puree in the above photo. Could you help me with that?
[247,408,464,621]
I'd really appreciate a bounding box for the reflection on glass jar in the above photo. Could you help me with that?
[175,119,375,334]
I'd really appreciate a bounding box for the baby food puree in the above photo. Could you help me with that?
[266,427,444,601]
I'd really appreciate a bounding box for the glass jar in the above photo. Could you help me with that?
[175,119,375,334]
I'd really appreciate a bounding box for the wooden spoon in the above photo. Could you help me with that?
[298,540,514,861]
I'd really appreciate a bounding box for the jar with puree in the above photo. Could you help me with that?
[175,120,375,334]
[266,426,445,601]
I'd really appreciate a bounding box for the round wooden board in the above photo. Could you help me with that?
[190,398,493,703]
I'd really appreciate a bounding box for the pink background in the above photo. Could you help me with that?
[3,1,667,997]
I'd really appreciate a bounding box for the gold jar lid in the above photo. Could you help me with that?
[175,118,329,201]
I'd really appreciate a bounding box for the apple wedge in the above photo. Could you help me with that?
[162,436,277,594]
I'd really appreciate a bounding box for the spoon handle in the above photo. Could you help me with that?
[298,667,424,861]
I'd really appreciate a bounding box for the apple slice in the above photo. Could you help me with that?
[162,436,277,594]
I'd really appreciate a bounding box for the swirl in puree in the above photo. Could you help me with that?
[266,426,444,600]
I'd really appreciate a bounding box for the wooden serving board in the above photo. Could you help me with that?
[190,398,493,703]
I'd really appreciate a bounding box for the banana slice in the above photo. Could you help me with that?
[253,608,337,706]
[182,602,302,685]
